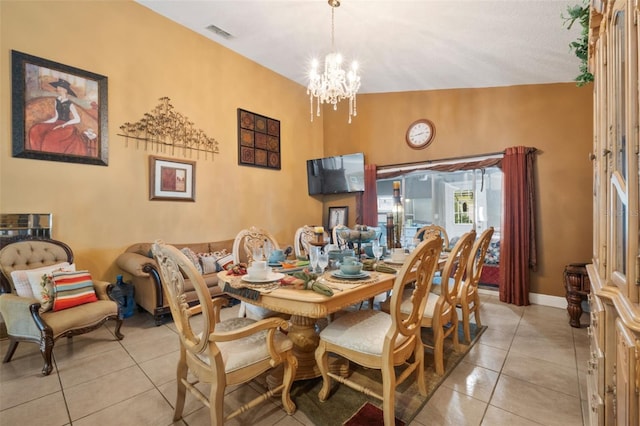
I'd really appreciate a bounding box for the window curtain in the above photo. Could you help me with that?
[499,146,538,306]
[358,164,378,226]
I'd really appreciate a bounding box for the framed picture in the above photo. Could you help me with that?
[149,156,196,202]
[11,50,108,166]
[237,108,281,170]
[328,206,348,230]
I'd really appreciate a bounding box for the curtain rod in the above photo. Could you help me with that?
[377,150,505,174]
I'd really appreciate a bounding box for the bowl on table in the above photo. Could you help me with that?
[339,262,363,275]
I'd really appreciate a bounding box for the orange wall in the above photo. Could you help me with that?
[1,1,593,298]
[0,1,324,281]
[323,84,594,297]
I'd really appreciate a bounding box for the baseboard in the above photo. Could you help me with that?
[478,288,567,309]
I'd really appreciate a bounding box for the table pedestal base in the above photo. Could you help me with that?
[266,314,349,387]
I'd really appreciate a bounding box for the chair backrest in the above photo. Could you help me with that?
[232,226,280,264]
[388,236,443,344]
[0,236,73,293]
[332,224,349,249]
[294,225,329,258]
[439,230,476,303]
[415,225,449,249]
[464,227,495,290]
[152,241,216,355]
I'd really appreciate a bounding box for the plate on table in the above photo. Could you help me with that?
[383,257,406,265]
[242,272,285,283]
[331,271,370,280]
[267,262,282,267]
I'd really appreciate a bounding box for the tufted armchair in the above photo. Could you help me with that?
[0,236,123,375]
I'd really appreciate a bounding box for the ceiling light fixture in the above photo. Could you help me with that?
[307,0,361,124]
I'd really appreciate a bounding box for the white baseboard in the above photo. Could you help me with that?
[478,288,567,309]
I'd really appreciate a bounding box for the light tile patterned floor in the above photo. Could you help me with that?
[0,292,589,426]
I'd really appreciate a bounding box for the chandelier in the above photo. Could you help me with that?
[307,0,361,124]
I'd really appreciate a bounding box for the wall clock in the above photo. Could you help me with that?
[405,119,435,150]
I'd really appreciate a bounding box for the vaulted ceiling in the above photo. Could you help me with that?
[137,0,583,94]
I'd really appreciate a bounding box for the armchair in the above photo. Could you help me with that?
[0,236,123,375]
[151,241,297,425]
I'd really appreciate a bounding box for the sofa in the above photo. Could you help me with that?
[116,240,244,325]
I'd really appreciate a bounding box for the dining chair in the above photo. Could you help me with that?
[151,241,297,425]
[457,227,494,343]
[403,229,475,375]
[293,225,329,259]
[315,236,443,426]
[414,224,449,250]
[232,226,281,319]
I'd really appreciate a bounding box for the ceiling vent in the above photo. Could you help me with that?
[205,24,233,40]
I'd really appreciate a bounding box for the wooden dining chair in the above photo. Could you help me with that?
[232,226,281,319]
[403,230,475,375]
[294,225,329,259]
[315,236,443,426]
[457,227,494,343]
[414,224,449,250]
[151,241,297,425]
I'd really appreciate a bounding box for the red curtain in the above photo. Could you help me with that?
[359,164,378,226]
[499,146,538,306]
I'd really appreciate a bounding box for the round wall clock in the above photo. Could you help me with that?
[405,119,435,150]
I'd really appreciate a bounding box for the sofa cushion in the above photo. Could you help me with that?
[180,247,203,274]
[26,269,55,313]
[198,253,218,274]
[216,252,234,271]
[10,262,73,298]
[51,270,99,311]
[485,239,500,265]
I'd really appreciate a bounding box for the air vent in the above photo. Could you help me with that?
[205,24,233,40]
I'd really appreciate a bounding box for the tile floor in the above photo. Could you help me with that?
[0,291,590,426]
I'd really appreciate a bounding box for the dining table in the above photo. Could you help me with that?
[217,268,397,381]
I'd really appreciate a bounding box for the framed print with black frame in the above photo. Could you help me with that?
[149,156,196,202]
[11,50,108,166]
[237,108,281,169]
[328,206,349,230]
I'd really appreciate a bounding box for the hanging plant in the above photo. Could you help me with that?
[562,1,594,86]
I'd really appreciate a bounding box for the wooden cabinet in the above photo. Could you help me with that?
[587,1,640,425]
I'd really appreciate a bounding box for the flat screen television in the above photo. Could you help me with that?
[306,152,365,195]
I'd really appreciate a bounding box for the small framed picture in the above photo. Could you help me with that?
[149,156,195,201]
[328,206,348,230]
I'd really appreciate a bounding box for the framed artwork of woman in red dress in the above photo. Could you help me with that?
[11,50,108,166]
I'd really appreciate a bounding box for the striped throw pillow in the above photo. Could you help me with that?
[51,270,98,311]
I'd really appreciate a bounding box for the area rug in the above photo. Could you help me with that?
[343,402,405,426]
[285,322,486,426]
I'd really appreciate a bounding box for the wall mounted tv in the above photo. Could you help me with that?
[306,152,365,195]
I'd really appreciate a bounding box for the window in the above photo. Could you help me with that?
[376,164,503,249]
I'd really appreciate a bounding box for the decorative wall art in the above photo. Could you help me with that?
[11,50,108,166]
[119,97,219,160]
[149,156,196,202]
[237,108,281,170]
[328,206,349,230]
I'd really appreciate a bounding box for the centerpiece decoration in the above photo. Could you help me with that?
[337,225,379,255]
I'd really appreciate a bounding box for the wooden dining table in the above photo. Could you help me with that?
[217,269,397,381]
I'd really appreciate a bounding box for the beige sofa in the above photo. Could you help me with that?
[116,240,240,325]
